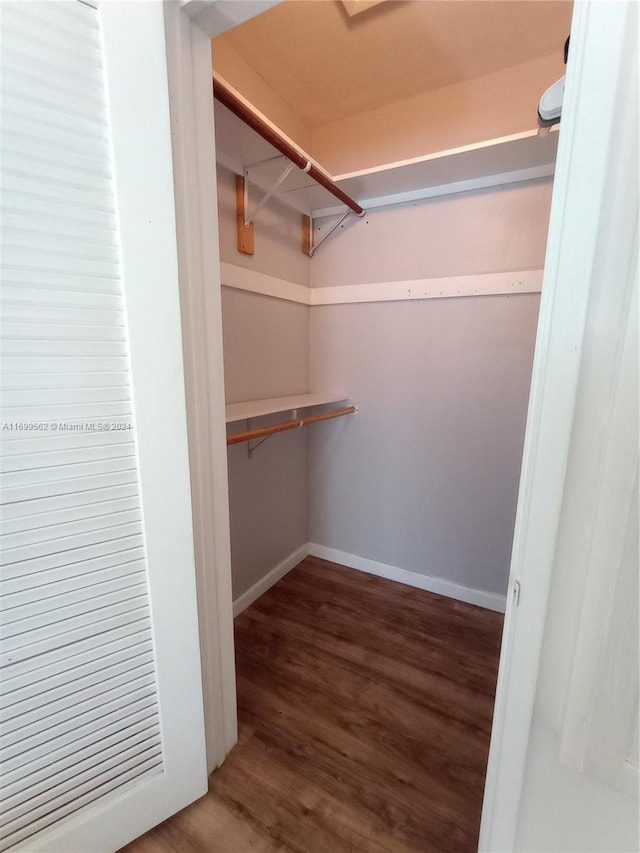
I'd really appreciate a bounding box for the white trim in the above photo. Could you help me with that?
[180,1,280,38]
[313,164,555,219]
[233,544,310,616]
[308,544,506,613]
[479,2,635,850]
[232,541,506,619]
[220,262,543,307]
[311,270,543,305]
[555,17,639,797]
[164,4,238,774]
[220,261,311,304]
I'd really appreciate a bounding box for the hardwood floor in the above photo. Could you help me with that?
[120,557,503,853]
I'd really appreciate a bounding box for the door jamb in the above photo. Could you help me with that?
[479,2,635,848]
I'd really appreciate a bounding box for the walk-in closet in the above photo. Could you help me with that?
[211,1,566,848]
[217,1,569,614]
[3,1,637,851]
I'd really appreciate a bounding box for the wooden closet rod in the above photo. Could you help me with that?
[227,419,301,446]
[213,76,365,218]
[226,406,356,446]
[301,406,356,426]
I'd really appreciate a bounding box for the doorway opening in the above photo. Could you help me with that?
[211,1,569,849]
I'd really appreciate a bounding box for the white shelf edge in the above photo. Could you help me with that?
[311,163,556,219]
[331,127,559,183]
[225,393,349,423]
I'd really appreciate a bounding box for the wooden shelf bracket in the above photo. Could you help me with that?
[235,174,254,255]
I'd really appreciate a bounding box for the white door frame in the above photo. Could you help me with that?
[479,1,636,849]
[163,0,279,774]
[166,0,635,842]
[163,1,237,775]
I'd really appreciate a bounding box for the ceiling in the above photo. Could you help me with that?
[214,0,573,127]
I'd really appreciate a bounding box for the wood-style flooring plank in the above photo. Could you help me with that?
[119,557,503,853]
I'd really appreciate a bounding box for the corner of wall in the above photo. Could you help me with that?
[212,38,313,152]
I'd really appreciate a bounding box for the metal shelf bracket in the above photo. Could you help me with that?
[302,211,353,257]
[244,159,296,226]
[236,159,297,256]
[247,409,301,459]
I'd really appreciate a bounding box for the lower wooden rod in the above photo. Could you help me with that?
[226,406,356,446]
[300,406,356,426]
[227,419,301,446]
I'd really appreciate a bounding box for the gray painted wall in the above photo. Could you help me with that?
[221,289,310,598]
[221,288,309,403]
[226,430,308,599]
[306,181,551,597]
[217,168,551,601]
[218,166,311,598]
[309,294,540,595]
[311,179,553,286]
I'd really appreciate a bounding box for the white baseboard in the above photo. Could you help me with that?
[308,543,507,613]
[232,544,310,617]
[233,542,507,616]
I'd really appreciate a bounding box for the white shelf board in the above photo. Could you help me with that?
[311,129,559,217]
[225,393,349,423]
[214,99,558,219]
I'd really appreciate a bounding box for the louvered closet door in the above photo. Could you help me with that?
[0,3,207,851]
